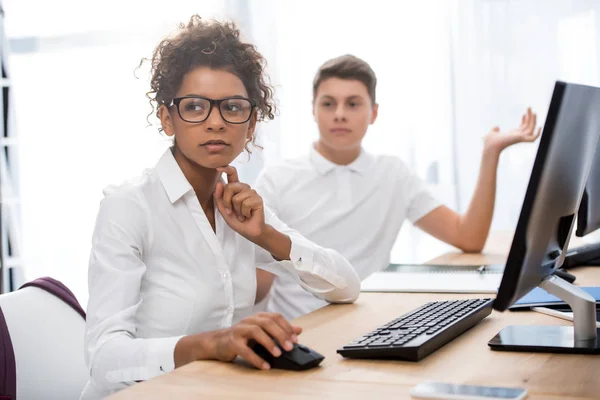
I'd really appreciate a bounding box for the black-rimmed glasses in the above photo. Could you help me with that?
[169,96,255,124]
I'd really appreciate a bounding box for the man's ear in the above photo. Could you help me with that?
[370,103,379,125]
[159,104,175,136]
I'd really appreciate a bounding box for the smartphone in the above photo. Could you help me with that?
[410,382,528,400]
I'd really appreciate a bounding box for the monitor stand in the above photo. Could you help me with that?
[489,274,600,354]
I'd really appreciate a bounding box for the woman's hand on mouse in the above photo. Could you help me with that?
[212,312,302,370]
[174,312,302,370]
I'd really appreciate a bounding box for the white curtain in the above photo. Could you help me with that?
[1,0,24,293]
[242,0,459,263]
[4,0,600,305]
[241,0,600,261]
[4,0,228,305]
[451,0,600,232]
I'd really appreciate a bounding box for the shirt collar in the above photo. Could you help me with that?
[309,144,372,176]
[309,145,337,175]
[155,148,194,204]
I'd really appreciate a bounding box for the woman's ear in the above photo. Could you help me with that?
[159,104,175,136]
[247,111,258,140]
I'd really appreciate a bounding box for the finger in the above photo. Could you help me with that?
[525,107,533,126]
[269,312,301,344]
[525,111,535,133]
[232,190,254,221]
[244,312,302,343]
[214,182,231,216]
[216,166,239,184]
[241,195,263,219]
[252,315,295,351]
[233,338,271,370]
[257,312,294,335]
[522,109,531,128]
[242,325,281,358]
[530,113,537,134]
[223,182,249,214]
[214,181,224,200]
[221,184,233,215]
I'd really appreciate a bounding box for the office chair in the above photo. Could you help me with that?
[0,277,87,400]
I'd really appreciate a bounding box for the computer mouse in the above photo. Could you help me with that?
[249,341,325,371]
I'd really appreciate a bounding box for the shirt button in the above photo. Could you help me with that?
[227,305,234,313]
[222,271,230,279]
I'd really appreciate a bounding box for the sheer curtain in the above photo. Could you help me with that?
[4,0,228,305]
[451,0,600,233]
[242,0,600,262]
[6,0,599,306]
[243,0,459,263]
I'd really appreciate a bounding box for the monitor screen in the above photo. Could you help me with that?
[576,139,600,237]
[494,81,600,312]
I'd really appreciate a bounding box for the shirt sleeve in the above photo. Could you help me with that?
[255,206,360,304]
[397,159,443,223]
[84,190,184,394]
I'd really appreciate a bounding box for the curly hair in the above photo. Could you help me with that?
[144,15,276,151]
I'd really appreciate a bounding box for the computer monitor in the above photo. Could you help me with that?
[489,81,600,354]
[577,142,600,237]
[560,140,600,268]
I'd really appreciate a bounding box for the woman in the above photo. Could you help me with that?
[81,16,360,399]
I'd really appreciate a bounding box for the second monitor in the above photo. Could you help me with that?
[489,80,600,354]
[561,136,600,268]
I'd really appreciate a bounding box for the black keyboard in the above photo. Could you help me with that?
[337,298,494,361]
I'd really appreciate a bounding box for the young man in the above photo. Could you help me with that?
[255,54,540,320]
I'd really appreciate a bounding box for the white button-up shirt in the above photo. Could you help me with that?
[255,146,441,320]
[81,149,360,399]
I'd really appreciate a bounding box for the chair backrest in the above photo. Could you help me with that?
[0,306,16,400]
[0,277,87,400]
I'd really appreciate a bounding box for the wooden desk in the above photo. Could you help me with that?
[112,236,600,400]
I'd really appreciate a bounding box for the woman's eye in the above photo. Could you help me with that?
[225,104,242,112]
[186,103,205,111]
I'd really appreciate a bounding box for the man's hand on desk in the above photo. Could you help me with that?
[174,312,302,371]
